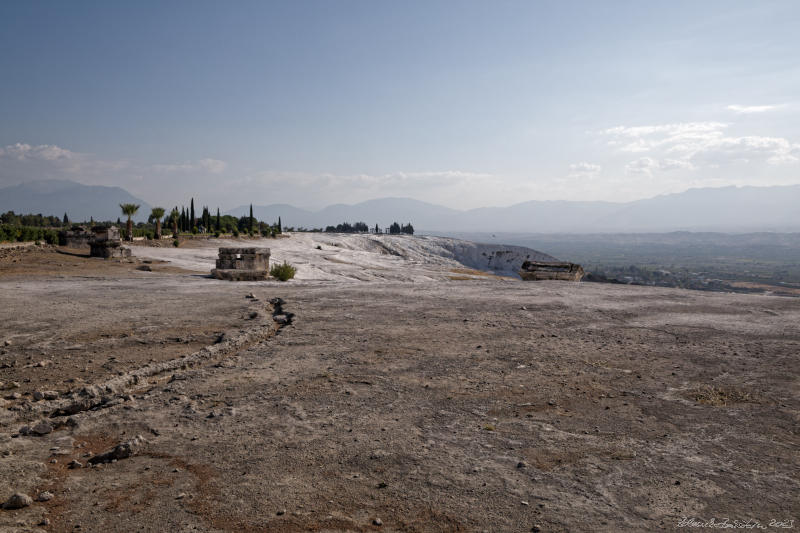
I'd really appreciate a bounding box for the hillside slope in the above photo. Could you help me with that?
[132,233,557,281]
[0,180,151,222]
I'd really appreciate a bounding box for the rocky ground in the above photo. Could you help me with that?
[0,237,798,532]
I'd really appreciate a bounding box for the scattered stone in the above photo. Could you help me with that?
[3,339,11,346]
[273,314,289,325]
[246,293,256,299]
[521,500,529,506]
[532,526,541,532]
[34,360,50,367]
[88,435,146,464]
[6,392,21,400]
[3,492,33,509]
[34,390,59,401]
[37,491,54,502]
[276,509,286,516]
[39,518,51,526]
[68,460,83,469]
[373,518,383,526]
[517,461,527,469]
[249,311,259,319]
[18,425,30,435]
[176,493,187,499]
[136,264,152,271]
[31,421,54,435]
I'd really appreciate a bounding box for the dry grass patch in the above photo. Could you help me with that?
[691,385,758,406]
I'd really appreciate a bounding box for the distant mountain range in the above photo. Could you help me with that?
[229,185,800,233]
[0,180,151,223]
[3,179,800,232]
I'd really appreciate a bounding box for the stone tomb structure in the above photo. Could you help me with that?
[89,225,132,259]
[211,247,271,281]
[59,226,93,248]
[518,260,584,282]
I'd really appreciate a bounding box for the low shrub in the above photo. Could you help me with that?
[270,261,296,281]
[173,239,180,248]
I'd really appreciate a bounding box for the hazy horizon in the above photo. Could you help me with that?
[2,1,800,211]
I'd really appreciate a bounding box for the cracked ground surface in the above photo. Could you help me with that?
[0,243,798,532]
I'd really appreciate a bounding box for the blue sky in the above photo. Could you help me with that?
[1,0,799,210]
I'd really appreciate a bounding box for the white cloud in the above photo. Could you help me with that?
[567,162,601,179]
[152,158,227,174]
[0,142,79,161]
[727,104,780,114]
[602,122,800,167]
[198,158,227,173]
[625,157,658,176]
[625,157,695,176]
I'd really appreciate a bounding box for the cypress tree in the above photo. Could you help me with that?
[63,212,69,225]
[216,208,221,232]
[190,198,195,228]
[277,216,282,234]
[249,204,254,233]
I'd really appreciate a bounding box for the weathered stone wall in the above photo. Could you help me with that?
[92,226,120,242]
[211,247,271,281]
[59,227,93,248]
[90,241,132,259]
[519,261,584,282]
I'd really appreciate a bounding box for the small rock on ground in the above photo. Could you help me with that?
[2,492,33,509]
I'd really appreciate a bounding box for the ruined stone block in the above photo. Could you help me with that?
[90,241,132,259]
[518,261,584,281]
[211,247,270,281]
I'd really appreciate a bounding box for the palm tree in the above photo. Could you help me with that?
[150,207,165,240]
[169,208,180,237]
[119,203,140,241]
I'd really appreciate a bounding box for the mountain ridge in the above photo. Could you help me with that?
[228,184,800,233]
[0,180,152,222]
[3,179,799,232]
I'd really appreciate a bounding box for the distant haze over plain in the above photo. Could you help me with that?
[230,184,800,233]
[6,179,795,233]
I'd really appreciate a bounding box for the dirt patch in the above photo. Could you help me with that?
[1,248,798,532]
[0,246,195,280]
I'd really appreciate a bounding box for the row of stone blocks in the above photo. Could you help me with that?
[211,247,271,281]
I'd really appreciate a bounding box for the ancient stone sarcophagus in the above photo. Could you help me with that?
[59,226,93,248]
[212,247,270,281]
[89,225,131,259]
[519,261,584,282]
